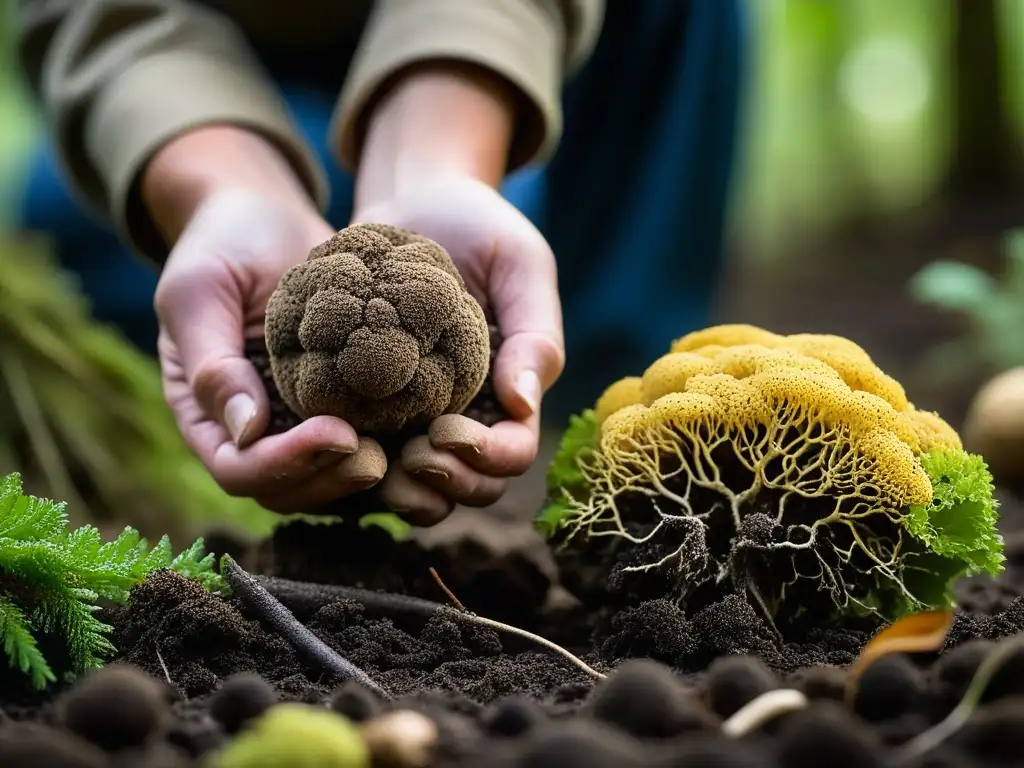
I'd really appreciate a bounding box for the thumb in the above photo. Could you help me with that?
[489,237,565,420]
[155,265,269,449]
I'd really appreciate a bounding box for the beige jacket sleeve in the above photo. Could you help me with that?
[16,0,604,263]
[16,0,329,262]
[334,0,605,173]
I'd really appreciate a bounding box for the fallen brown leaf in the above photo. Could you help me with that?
[845,610,955,702]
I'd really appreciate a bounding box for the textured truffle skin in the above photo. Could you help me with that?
[265,223,491,434]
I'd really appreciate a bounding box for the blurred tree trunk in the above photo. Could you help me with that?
[945,0,1022,199]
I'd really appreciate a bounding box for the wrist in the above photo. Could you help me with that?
[142,125,321,244]
[354,62,517,210]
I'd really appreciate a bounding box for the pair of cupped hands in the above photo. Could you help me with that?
[150,129,564,527]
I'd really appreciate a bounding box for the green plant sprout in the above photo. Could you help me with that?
[538,325,1003,631]
[909,228,1024,382]
[0,472,226,689]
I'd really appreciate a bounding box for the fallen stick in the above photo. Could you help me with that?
[222,556,391,700]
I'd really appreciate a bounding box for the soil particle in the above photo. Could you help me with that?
[851,653,926,723]
[208,672,278,734]
[584,659,717,738]
[772,702,887,768]
[704,655,779,719]
[56,663,169,751]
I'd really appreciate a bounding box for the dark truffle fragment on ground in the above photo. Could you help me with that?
[787,665,847,702]
[209,672,279,734]
[773,702,886,768]
[481,695,546,737]
[586,659,714,739]
[704,654,779,719]
[954,696,1024,764]
[0,722,108,767]
[57,663,168,751]
[163,716,226,759]
[327,681,382,723]
[851,653,925,722]
[513,720,650,768]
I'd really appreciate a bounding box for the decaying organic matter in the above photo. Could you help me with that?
[540,324,1004,632]
[264,223,491,434]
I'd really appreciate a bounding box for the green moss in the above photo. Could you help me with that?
[210,704,369,768]
[535,409,598,538]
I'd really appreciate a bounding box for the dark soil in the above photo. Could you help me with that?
[2,490,1024,766]
[7,326,1024,764]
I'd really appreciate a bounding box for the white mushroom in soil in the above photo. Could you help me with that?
[359,710,438,768]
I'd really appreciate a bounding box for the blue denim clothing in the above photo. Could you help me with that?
[17,0,746,424]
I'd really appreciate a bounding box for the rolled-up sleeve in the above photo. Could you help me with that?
[332,0,605,174]
[16,0,328,263]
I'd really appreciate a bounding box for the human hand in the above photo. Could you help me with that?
[149,128,388,512]
[352,176,565,523]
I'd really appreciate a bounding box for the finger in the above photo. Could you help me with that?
[489,234,565,420]
[400,435,507,507]
[378,463,454,527]
[428,414,539,477]
[155,263,268,449]
[207,415,360,497]
[253,438,387,513]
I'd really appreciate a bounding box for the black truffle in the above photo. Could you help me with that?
[852,653,925,722]
[705,654,778,718]
[209,673,278,735]
[327,681,382,723]
[481,696,546,737]
[57,664,168,751]
[586,659,715,738]
[774,703,885,768]
[264,223,490,434]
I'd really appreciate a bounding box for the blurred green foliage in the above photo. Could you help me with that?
[910,230,1024,380]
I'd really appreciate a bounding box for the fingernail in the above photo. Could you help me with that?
[313,449,349,469]
[515,370,541,415]
[224,393,258,447]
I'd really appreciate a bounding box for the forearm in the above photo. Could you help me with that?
[354,63,518,212]
[142,125,322,246]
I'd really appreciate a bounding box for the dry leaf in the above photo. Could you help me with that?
[845,610,954,701]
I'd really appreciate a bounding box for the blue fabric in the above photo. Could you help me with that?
[16,0,746,422]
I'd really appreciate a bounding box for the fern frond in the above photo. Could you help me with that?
[0,597,55,689]
[0,471,227,689]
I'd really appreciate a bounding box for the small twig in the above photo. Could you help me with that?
[429,567,466,612]
[258,573,607,682]
[429,567,606,682]
[222,556,391,700]
[721,689,807,737]
[888,634,1024,765]
[154,644,175,689]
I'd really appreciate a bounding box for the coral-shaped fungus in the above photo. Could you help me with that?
[539,325,1004,630]
[264,224,491,434]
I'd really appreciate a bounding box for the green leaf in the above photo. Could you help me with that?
[358,513,412,541]
[535,409,600,538]
[909,261,998,311]
[544,409,599,495]
[901,449,1005,607]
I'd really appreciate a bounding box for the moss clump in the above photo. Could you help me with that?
[209,703,369,768]
[264,223,490,435]
[538,324,1003,630]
